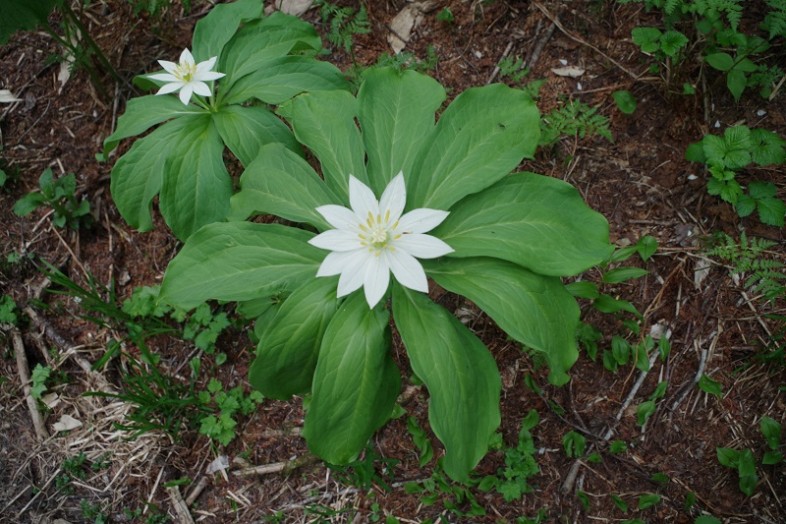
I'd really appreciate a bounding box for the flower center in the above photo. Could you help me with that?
[176,62,197,82]
[360,211,397,252]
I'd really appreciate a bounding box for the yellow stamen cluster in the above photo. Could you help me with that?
[358,210,400,254]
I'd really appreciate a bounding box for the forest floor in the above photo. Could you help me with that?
[0,0,784,523]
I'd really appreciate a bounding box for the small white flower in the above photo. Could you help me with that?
[148,48,225,105]
[309,173,454,308]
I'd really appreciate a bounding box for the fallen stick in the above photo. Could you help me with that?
[10,328,49,441]
[166,485,195,524]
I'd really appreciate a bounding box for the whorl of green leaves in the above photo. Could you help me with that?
[160,67,612,481]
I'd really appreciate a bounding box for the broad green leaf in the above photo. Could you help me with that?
[103,96,205,156]
[160,222,322,310]
[695,517,722,524]
[757,197,786,227]
[159,116,232,240]
[110,115,203,231]
[697,375,723,398]
[392,285,500,481]
[602,267,649,283]
[737,449,758,496]
[285,89,367,200]
[631,26,662,53]
[565,281,600,299]
[722,126,752,168]
[637,493,661,510]
[612,90,637,114]
[705,52,734,72]
[249,277,340,399]
[0,0,57,44]
[435,172,612,276]
[357,67,446,193]
[684,141,705,163]
[759,416,782,449]
[409,84,540,210]
[212,105,300,166]
[636,400,655,426]
[748,181,777,200]
[716,447,739,468]
[750,128,786,166]
[304,293,399,464]
[427,257,579,385]
[726,69,746,102]
[191,0,262,62]
[221,56,349,106]
[230,143,338,228]
[660,30,688,57]
[219,13,321,91]
[594,294,641,317]
[12,193,44,216]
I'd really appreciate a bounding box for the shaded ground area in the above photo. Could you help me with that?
[1,0,784,523]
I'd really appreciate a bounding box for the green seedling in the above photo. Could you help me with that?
[0,295,19,325]
[612,90,637,114]
[315,0,370,53]
[717,446,758,496]
[686,125,786,226]
[541,99,613,145]
[478,409,540,501]
[13,169,91,229]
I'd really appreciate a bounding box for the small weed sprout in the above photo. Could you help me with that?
[13,168,91,229]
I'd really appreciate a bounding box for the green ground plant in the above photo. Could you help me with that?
[0,294,19,325]
[620,0,786,100]
[686,125,786,226]
[315,0,371,53]
[13,168,92,229]
[478,409,540,501]
[541,100,613,145]
[160,65,613,481]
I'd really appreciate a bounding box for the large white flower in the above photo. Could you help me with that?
[148,48,225,105]
[309,173,454,309]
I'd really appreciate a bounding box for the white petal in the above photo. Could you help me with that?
[316,250,359,277]
[394,233,453,259]
[308,229,362,251]
[155,82,183,95]
[396,208,449,234]
[363,254,390,308]
[386,250,428,293]
[197,56,218,73]
[378,172,406,224]
[337,251,373,297]
[191,81,212,97]
[178,84,193,105]
[148,72,178,83]
[348,175,379,222]
[316,205,359,231]
[157,60,178,74]
[196,70,225,81]
[179,48,195,65]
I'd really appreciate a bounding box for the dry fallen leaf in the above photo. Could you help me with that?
[387,1,436,54]
[52,414,83,432]
[274,0,313,16]
[551,66,585,78]
[0,89,20,103]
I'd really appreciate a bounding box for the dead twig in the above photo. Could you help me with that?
[10,327,49,441]
[166,486,195,524]
[232,454,319,478]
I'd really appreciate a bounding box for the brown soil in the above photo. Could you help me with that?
[1,1,785,523]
